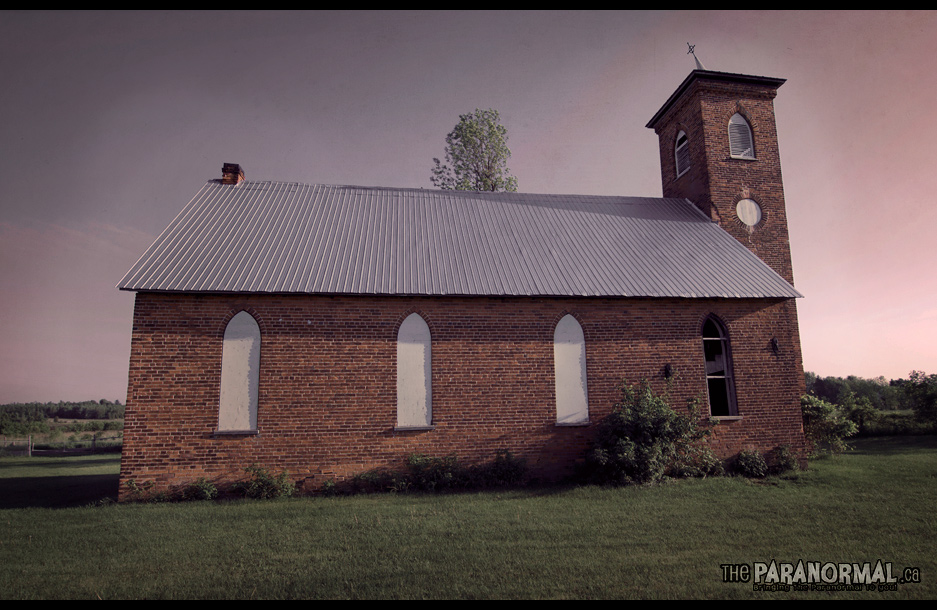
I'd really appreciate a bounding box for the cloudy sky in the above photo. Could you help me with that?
[1,10,935,403]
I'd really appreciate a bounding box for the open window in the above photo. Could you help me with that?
[397,313,432,429]
[702,316,737,417]
[218,311,261,432]
[554,314,589,424]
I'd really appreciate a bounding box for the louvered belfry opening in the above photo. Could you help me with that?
[221,163,245,184]
[728,113,755,159]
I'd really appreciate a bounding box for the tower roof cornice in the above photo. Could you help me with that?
[646,70,786,131]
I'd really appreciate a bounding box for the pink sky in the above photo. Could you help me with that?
[1,11,935,403]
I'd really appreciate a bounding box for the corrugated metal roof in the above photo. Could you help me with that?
[118,180,802,299]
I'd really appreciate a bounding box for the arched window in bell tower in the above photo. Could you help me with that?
[728,113,755,159]
[675,130,690,177]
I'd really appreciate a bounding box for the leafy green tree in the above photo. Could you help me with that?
[840,391,879,435]
[431,108,518,192]
[906,370,937,425]
[805,372,908,411]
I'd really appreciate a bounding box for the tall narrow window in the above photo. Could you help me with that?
[728,113,755,159]
[702,317,737,417]
[218,311,261,432]
[397,313,432,429]
[675,130,690,177]
[554,315,589,424]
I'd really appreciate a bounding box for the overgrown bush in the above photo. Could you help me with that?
[124,477,220,503]
[342,450,528,495]
[179,477,218,501]
[232,464,296,499]
[123,478,152,502]
[734,449,768,478]
[801,394,858,455]
[584,380,719,486]
[123,479,171,503]
[406,453,463,492]
[349,467,412,494]
[768,444,800,475]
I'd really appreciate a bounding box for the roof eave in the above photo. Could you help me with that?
[646,69,786,131]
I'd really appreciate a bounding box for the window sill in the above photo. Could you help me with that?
[212,429,259,437]
[555,420,590,427]
[394,425,435,432]
[711,415,742,422]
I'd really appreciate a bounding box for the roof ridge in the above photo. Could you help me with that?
[210,179,689,202]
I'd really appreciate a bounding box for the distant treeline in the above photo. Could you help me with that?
[0,400,124,436]
[805,372,915,411]
[805,371,937,437]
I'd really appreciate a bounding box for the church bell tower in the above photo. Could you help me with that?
[646,70,795,286]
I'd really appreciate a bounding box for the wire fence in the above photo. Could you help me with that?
[0,436,34,456]
[0,436,122,457]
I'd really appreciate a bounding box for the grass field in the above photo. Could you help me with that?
[0,437,935,599]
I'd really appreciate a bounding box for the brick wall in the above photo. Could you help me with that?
[119,291,807,499]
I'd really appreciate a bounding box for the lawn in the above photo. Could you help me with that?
[0,437,934,599]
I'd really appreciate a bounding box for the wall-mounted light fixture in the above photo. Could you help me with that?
[771,337,780,355]
[664,363,674,378]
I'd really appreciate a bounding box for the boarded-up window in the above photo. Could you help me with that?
[554,314,589,424]
[397,313,432,428]
[218,311,261,431]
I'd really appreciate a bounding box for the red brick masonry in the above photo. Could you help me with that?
[119,292,807,499]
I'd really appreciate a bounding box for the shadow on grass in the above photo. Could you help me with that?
[0,473,120,508]
[0,454,121,508]
[1,456,119,472]
[846,435,937,456]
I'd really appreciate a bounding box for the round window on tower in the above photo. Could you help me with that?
[736,198,762,228]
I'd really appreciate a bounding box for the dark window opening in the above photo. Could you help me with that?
[703,317,737,417]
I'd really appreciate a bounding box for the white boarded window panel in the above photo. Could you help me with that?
[397,313,432,428]
[728,114,755,159]
[218,311,261,431]
[736,198,762,227]
[554,315,589,424]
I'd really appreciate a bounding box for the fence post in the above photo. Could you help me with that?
[27,434,32,458]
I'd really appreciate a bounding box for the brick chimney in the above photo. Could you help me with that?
[221,163,245,185]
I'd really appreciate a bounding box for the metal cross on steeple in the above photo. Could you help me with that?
[687,43,706,70]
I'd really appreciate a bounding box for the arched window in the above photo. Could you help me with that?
[728,113,755,159]
[554,314,589,424]
[675,130,690,177]
[397,313,432,429]
[218,311,261,432]
[702,317,737,417]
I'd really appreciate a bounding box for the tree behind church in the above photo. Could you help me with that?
[430,108,518,192]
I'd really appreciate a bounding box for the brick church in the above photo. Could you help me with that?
[117,69,807,498]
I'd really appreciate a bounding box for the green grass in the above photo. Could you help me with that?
[1,437,935,599]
